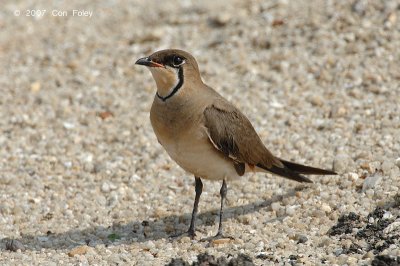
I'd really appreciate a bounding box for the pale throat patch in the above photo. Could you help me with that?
[149,67,180,98]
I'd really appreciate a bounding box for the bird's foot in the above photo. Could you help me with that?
[169,228,196,240]
[200,231,234,244]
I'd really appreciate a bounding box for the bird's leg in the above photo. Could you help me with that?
[187,176,203,238]
[170,177,203,239]
[201,179,233,242]
[214,179,233,239]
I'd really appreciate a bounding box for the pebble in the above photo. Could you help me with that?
[211,238,234,246]
[362,173,382,192]
[318,236,332,247]
[360,161,380,173]
[30,81,41,92]
[382,211,393,220]
[37,236,49,242]
[209,13,231,27]
[63,161,72,168]
[321,204,332,213]
[68,245,90,257]
[271,202,281,212]
[5,239,25,252]
[347,256,358,264]
[297,235,308,244]
[395,158,400,168]
[346,172,359,182]
[101,182,110,193]
[330,106,347,118]
[363,251,374,259]
[381,161,394,174]
[365,189,375,198]
[63,122,75,129]
[333,154,353,173]
[383,220,400,235]
[285,206,296,216]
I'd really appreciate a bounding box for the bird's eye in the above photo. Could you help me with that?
[172,56,184,67]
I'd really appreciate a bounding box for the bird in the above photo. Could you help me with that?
[135,49,336,239]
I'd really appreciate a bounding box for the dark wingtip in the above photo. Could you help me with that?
[280,159,337,175]
[258,163,314,183]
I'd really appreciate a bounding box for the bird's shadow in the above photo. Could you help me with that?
[1,190,297,251]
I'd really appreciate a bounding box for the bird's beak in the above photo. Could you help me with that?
[135,57,164,68]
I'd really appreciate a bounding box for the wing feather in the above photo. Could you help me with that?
[203,99,335,183]
[203,100,282,169]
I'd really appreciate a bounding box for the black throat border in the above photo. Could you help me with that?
[156,67,184,102]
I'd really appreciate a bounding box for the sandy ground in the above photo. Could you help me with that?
[0,0,399,265]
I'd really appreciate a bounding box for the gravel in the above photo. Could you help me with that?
[1,0,399,265]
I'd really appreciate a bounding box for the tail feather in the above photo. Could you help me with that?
[256,159,336,183]
[280,159,337,175]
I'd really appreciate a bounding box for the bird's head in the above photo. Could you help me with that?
[135,49,202,101]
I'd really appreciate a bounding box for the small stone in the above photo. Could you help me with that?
[93,162,104,174]
[285,206,296,216]
[37,236,49,242]
[321,204,332,213]
[179,236,191,244]
[209,13,231,27]
[312,210,325,218]
[365,189,375,198]
[318,236,331,247]
[352,0,367,15]
[381,161,394,174]
[63,122,75,129]
[383,220,400,235]
[30,81,41,92]
[271,202,281,212]
[395,158,400,168]
[144,241,155,250]
[83,162,94,172]
[256,252,269,260]
[385,12,397,27]
[98,111,114,120]
[68,245,89,257]
[347,257,358,264]
[297,235,308,244]
[211,238,233,246]
[362,173,382,192]
[130,174,141,182]
[360,161,380,173]
[363,250,374,259]
[383,211,393,220]
[87,239,102,247]
[101,182,110,193]
[271,19,285,27]
[330,106,347,118]
[347,172,359,182]
[308,95,323,106]
[5,239,25,252]
[333,154,353,173]
[334,248,343,256]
